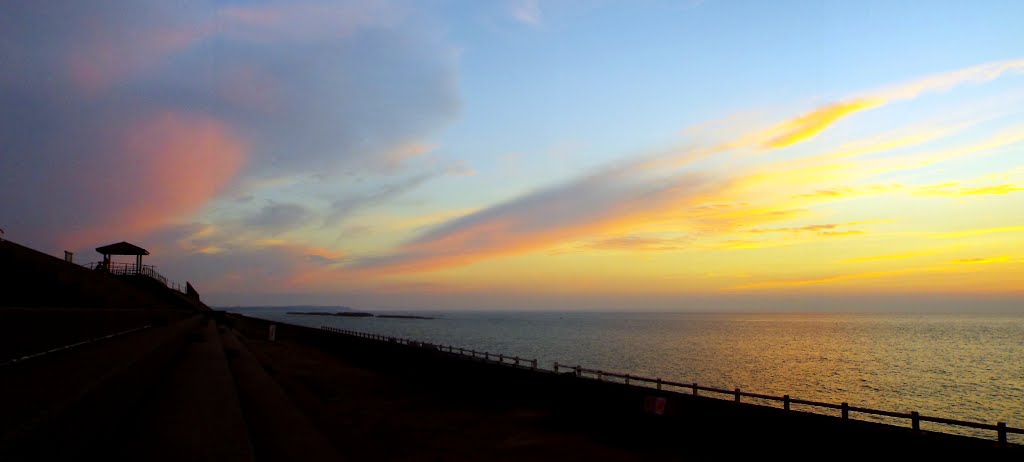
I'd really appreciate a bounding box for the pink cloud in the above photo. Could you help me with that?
[67,111,246,247]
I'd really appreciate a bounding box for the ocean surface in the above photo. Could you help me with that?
[237,309,1024,442]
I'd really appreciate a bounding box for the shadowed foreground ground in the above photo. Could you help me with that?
[0,314,684,461]
[3,311,1019,461]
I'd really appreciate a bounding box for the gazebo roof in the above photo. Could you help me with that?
[95,241,150,256]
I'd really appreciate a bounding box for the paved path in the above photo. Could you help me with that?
[0,314,689,461]
[0,315,342,461]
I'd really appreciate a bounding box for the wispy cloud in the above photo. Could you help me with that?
[326,172,439,226]
[936,226,1024,239]
[582,236,691,252]
[795,184,905,199]
[745,223,864,236]
[511,0,542,26]
[243,203,312,235]
[844,251,936,263]
[953,256,1011,265]
[759,99,883,149]
[745,59,1024,150]
[916,183,1023,197]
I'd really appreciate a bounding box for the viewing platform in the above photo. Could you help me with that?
[84,241,188,293]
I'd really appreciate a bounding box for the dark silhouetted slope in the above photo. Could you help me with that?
[0,239,204,310]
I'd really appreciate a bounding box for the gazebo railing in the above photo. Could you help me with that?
[86,262,169,285]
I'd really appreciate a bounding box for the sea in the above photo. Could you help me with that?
[234,309,1024,442]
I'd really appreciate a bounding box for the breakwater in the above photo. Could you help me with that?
[228,314,1021,458]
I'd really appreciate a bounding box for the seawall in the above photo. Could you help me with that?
[226,313,1021,459]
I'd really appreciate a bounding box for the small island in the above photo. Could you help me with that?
[287,312,433,320]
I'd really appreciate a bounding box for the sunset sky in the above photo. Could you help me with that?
[2,1,1023,310]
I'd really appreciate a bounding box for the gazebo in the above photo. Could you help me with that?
[95,241,150,274]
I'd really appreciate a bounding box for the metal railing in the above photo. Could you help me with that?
[85,261,186,293]
[320,325,1021,446]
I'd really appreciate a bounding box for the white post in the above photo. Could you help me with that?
[269,324,277,342]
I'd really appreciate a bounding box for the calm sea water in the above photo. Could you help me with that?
[238,310,1024,442]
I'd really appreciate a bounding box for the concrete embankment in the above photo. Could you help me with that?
[227,314,1022,460]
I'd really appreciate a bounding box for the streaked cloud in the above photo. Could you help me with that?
[916,183,1023,197]
[953,256,1011,264]
[871,59,1024,102]
[244,203,312,235]
[744,223,864,236]
[844,251,936,263]
[936,226,1024,239]
[582,236,691,252]
[759,99,883,149]
[326,172,441,226]
[748,59,1024,151]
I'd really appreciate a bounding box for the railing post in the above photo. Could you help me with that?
[911,411,920,432]
[783,395,790,411]
[575,365,581,377]
[624,374,630,385]
[735,388,741,403]
[692,383,698,396]
[597,371,603,381]
[841,402,849,420]
[531,359,537,370]
[656,378,662,390]
[997,422,1007,446]
[553,361,559,372]
[514,356,519,366]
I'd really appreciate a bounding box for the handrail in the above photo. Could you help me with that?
[84,261,186,293]
[318,325,1021,444]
